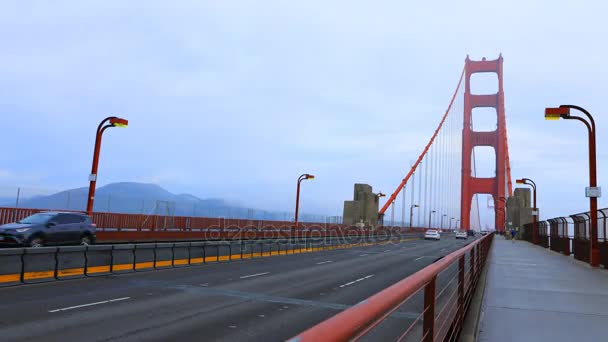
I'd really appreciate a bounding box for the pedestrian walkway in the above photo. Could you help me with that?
[477,237,608,342]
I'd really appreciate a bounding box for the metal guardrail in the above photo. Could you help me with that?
[0,235,416,287]
[289,233,494,342]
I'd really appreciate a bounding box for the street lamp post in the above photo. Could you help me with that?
[516,178,537,244]
[376,192,386,226]
[409,204,419,228]
[455,219,460,230]
[294,174,315,231]
[545,105,600,267]
[86,116,128,216]
[428,210,436,229]
[441,214,447,230]
[449,217,455,230]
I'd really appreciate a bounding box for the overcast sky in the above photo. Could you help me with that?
[1,1,607,227]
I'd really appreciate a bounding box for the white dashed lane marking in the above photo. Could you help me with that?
[48,297,130,313]
[240,272,270,279]
[339,275,374,288]
[316,260,334,265]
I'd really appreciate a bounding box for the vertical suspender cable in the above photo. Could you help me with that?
[401,182,406,228]
[411,167,416,227]
[417,160,422,226]
[424,153,429,227]
[429,144,435,227]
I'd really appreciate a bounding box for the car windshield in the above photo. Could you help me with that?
[17,213,56,224]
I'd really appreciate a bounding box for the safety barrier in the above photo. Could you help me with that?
[548,218,570,256]
[522,221,549,248]
[0,206,424,243]
[289,233,494,342]
[0,235,417,287]
[521,208,607,269]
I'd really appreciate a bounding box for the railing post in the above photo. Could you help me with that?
[470,248,475,286]
[423,276,437,342]
[475,245,481,282]
[458,255,465,325]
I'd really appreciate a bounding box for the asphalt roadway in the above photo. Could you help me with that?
[0,235,475,341]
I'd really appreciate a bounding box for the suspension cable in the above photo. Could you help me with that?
[379,67,465,215]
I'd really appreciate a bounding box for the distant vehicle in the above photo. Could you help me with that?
[481,230,489,235]
[467,230,476,237]
[455,231,468,239]
[424,230,441,241]
[0,212,96,247]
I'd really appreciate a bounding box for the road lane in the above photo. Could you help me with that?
[0,235,476,341]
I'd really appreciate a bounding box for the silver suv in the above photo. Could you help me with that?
[0,212,96,247]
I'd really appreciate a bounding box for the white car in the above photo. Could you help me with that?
[424,230,441,240]
[481,230,489,235]
[455,231,468,239]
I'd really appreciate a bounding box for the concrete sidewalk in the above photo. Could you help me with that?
[477,237,608,342]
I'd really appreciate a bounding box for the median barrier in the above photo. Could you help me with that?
[228,242,241,260]
[172,242,190,266]
[269,241,280,256]
[85,244,112,276]
[204,243,219,262]
[56,246,86,280]
[154,243,174,269]
[1,234,418,287]
[239,241,254,259]
[217,242,231,261]
[189,242,205,264]
[111,244,135,273]
[0,248,24,286]
[23,247,57,283]
[134,243,156,271]
[251,241,263,258]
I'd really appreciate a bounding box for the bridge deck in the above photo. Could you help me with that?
[478,237,608,342]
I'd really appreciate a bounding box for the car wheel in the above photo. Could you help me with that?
[29,237,44,248]
[80,235,92,246]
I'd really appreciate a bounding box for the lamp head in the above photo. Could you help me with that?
[109,117,129,128]
[545,107,569,120]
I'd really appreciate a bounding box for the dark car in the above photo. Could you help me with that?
[467,230,476,237]
[0,212,96,247]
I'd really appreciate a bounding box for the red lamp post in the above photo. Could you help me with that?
[86,117,129,216]
[516,178,537,244]
[545,105,599,267]
[294,174,315,230]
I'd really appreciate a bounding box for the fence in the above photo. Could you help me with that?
[289,233,494,342]
[521,208,608,269]
[0,206,434,242]
[548,218,570,256]
[0,234,414,287]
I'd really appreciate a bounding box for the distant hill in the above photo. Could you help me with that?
[2,182,312,221]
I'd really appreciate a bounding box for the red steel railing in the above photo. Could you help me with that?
[0,206,442,242]
[289,233,494,342]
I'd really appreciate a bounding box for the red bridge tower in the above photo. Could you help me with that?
[460,55,509,232]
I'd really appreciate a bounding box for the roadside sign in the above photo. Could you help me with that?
[586,187,602,198]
